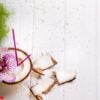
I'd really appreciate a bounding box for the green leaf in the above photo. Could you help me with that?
[0,3,10,44]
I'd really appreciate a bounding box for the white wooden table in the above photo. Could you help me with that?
[0,0,99,100]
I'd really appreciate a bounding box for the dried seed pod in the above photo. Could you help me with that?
[32,53,57,75]
[31,77,56,96]
[53,68,76,85]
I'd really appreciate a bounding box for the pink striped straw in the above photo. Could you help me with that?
[12,29,31,66]
[12,29,18,66]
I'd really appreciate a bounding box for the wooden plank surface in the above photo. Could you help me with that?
[0,0,99,100]
[0,0,33,100]
[64,0,97,100]
[32,0,65,100]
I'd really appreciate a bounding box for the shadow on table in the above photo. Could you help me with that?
[0,83,21,96]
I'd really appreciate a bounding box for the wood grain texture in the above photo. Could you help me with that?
[32,0,65,100]
[0,0,99,100]
[0,0,33,100]
[64,0,97,100]
[97,0,100,100]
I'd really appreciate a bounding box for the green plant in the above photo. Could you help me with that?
[0,3,10,43]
